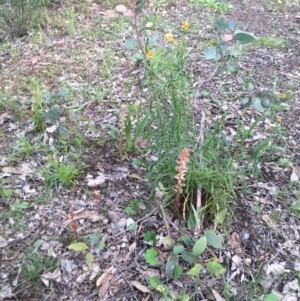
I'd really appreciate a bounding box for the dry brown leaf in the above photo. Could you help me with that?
[211,289,226,301]
[54,53,60,61]
[131,280,152,294]
[97,267,117,300]
[230,232,243,254]
[290,224,300,240]
[63,211,101,227]
[262,215,276,229]
[31,55,41,65]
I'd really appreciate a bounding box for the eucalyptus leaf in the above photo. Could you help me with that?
[125,38,137,50]
[233,30,255,45]
[216,18,228,31]
[252,96,265,112]
[204,47,217,60]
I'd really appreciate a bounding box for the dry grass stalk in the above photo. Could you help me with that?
[119,106,127,160]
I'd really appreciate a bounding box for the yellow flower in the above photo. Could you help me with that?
[277,116,282,122]
[146,50,153,59]
[182,21,189,30]
[165,33,174,42]
[174,40,179,46]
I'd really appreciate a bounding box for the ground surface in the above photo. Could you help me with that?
[0,0,300,300]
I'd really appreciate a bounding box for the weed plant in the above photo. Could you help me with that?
[107,1,282,227]
[0,0,47,36]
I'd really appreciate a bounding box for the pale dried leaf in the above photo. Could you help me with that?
[46,124,58,133]
[293,166,300,177]
[129,242,136,253]
[0,284,13,299]
[76,271,90,283]
[262,215,276,229]
[230,232,243,254]
[105,9,116,18]
[131,280,152,294]
[290,171,299,182]
[86,173,106,187]
[0,237,8,248]
[54,53,60,61]
[40,268,61,287]
[115,4,127,14]
[63,211,101,227]
[90,263,100,281]
[211,288,226,301]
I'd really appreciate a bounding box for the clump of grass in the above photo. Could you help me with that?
[0,0,47,36]
[256,36,287,49]
[21,252,57,283]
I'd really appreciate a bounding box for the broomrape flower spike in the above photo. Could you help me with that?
[174,148,189,209]
[146,50,154,59]
[182,21,189,30]
[165,33,174,42]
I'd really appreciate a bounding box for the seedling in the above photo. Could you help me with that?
[69,232,107,270]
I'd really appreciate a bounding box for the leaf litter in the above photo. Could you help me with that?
[0,0,300,300]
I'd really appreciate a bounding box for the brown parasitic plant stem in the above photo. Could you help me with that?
[174,148,189,209]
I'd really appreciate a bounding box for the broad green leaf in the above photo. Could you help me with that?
[228,21,235,29]
[233,30,255,45]
[264,293,279,301]
[252,96,265,112]
[56,87,69,98]
[94,240,105,253]
[173,245,184,255]
[90,232,101,246]
[132,159,141,166]
[206,258,225,277]
[144,230,157,245]
[86,252,93,270]
[204,47,217,60]
[131,51,143,62]
[135,0,145,12]
[215,208,227,225]
[182,251,193,264]
[69,242,89,251]
[12,202,29,209]
[125,38,137,50]
[127,222,137,231]
[204,230,223,249]
[241,97,251,109]
[149,276,160,288]
[166,255,177,278]
[174,264,183,280]
[193,236,207,256]
[187,263,202,276]
[144,248,158,266]
[148,34,159,44]
[227,63,239,74]
[216,18,228,31]
[45,106,60,123]
[177,235,193,245]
